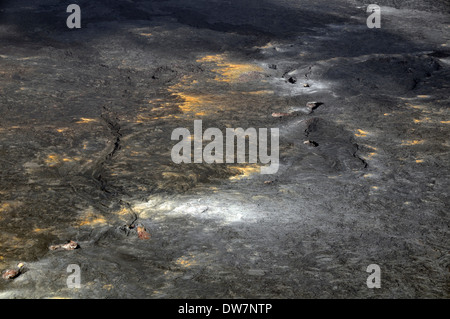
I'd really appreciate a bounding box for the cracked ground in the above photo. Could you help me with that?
[0,0,449,298]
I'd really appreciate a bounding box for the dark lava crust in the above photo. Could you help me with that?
[0,0,448,298]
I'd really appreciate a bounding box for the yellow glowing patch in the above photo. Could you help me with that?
[246,90,274,95]
[168,74,235,117]
[371,186,379,190]
[103,284,114,291]
[135,114,154,122]
[175,255,197,268]
[413,118,431,123]
[401,140,424,146]
[77,212,107,227]
[45,154,80,165]
[0,201,22,217]
[140,33,152,37]
[76,117,98,124]
[169,91,216,116]
[45,154,60,166]
[33,227,55,234]
[0,202,12,212]
[216,63,264,82]
[115,207,129,216]
[365,145,378,151]
[168,55,268,118]
[197,54,264,83]
[405,103,428,111]
[148,98,165,104]
[196,55,224,63]
[416,95,430,98]
[176,93,203,112]
[228,164,261,180]
[56,128,68,133]
[441,121,450,124]
[355,129,369,137]
[415,159,424,163]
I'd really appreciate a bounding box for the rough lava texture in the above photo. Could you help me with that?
[0,0,449,298]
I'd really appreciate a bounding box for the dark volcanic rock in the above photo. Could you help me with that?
[0,0,448,299]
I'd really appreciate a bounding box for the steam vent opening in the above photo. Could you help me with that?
[0,0,449,302]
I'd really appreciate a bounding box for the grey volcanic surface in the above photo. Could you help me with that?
[0,0,449,298]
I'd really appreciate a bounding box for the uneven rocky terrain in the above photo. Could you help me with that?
[0,0,449,298]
